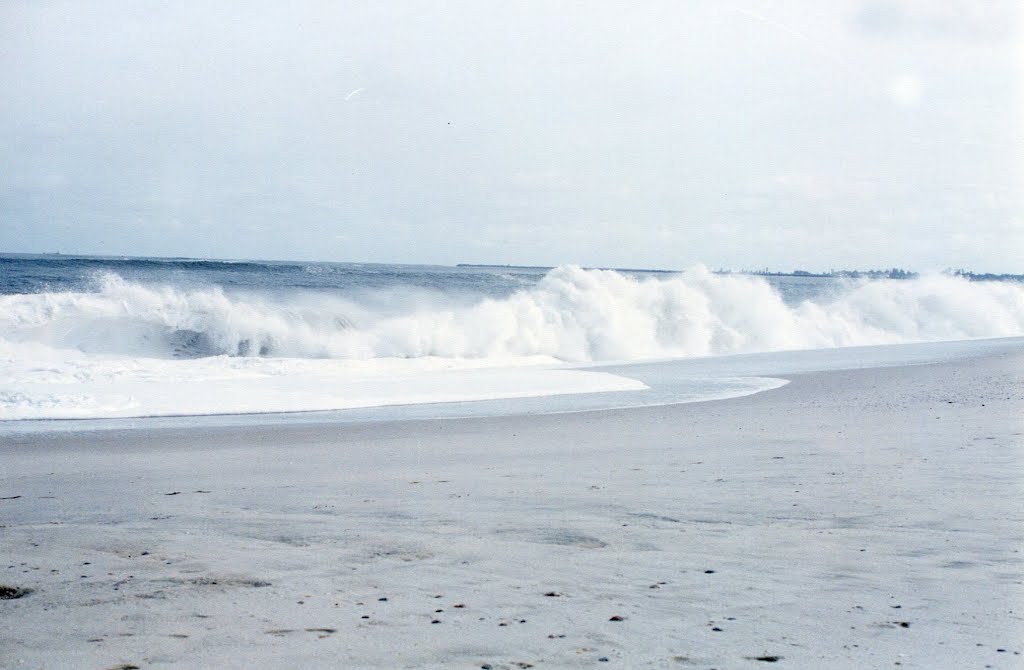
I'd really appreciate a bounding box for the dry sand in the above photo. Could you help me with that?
[2,343,1023,669]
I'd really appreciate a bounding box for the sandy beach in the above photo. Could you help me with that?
[2,341,1022,669]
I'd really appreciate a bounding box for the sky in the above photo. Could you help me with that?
[1,1,1022,272]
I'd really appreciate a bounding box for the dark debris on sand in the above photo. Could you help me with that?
[0,584,32,599]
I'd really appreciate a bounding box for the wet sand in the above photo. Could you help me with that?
[2,343,1023,669]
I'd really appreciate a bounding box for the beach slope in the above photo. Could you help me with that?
[2,344,1022,668]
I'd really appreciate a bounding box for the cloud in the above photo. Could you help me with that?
[1,2,1020,271]
[851,0,1019,43]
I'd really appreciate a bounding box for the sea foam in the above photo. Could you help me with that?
[2,265,1021,362]
[2,265,1022,420]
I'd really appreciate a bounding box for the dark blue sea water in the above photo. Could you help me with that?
[0,253,835,304]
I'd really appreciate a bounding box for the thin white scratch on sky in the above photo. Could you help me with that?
[730,6,815,44]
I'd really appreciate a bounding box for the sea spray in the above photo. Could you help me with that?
[1,265,1022,362]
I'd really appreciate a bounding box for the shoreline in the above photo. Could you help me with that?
[4,336,1020,434]
[2,343,1022,668]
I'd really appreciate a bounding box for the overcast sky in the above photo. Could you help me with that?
[2,1,1022,271]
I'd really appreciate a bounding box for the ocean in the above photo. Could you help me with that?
[2,253,1023,424]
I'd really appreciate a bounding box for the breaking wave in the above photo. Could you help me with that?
[2,266,1022,362]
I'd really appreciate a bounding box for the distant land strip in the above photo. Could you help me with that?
[456,264,1024,281]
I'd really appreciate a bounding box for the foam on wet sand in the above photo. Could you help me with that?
[1,341,1022,668]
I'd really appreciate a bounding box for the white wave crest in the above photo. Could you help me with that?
[1,266,1022,362]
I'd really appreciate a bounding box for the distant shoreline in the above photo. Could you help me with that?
[456,263,1024,281]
